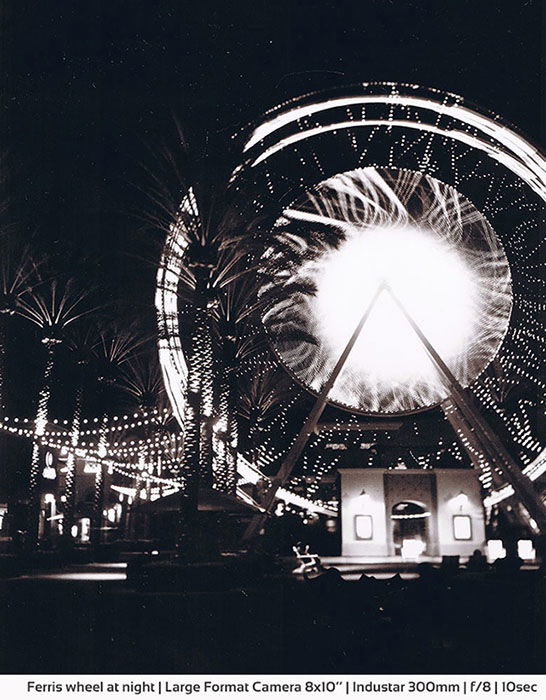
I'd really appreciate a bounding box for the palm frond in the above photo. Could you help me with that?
[0,241,43,314]
[17,279,95,334]
[237,368,293,423]
[118,356,165,409]
[94,323,151,367]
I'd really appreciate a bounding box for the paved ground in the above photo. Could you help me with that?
[1,560,545,674]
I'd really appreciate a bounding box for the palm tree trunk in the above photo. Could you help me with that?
[176,311,202,556]
[249,408,260,465]
[213,374,237,494]
[27,342,57,549]
[91,414,109,548]
[213,376,229,492]
[184,309,203,478]
[0,315,7,416]
[226,379,238,495]
[195,310,214,486]
[63,385,83,543]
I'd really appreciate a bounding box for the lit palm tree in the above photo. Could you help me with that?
[117,355,178,540]
[89,323,150,546]
[118,355,164,404]
[17,278,92,548]
[137,124,321,544]
[161,193,318,498]
[209,235,319,488]
[146,180,223,548]
[134,124,240,490]
[61,323,105,544]
[237,368,295,464]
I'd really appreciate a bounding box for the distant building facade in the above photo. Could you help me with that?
[339,468,486,558]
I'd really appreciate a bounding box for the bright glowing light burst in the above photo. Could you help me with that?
[263,168,512,414]
[313,224,475,386]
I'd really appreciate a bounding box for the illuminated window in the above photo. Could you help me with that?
[518,540,535,561]
[453,515,472,540]
[487,540,505,561]
[80,518,91,543]
[42,466,56,480]
[354,514,373,540]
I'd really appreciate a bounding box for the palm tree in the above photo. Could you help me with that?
[135,124,242,489]
[237,368,295,464]
[117,355,178,540]
[159,190,319,499]
[89,323,150,546]
[60,324,105,544]
[118,355,164,405]
[139,124,322,546]
[209,231,320,489]
[148,199,235,540]
[17,278,91,548]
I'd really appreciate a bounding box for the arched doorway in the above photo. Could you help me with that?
[391,501,430,556]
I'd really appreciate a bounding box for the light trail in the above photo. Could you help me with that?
[242,89,546,202]
[155,191,194,429]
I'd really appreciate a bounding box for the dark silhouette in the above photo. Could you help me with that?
[467,549,489,572]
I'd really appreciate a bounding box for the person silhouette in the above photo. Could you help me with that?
[466,549,488,571]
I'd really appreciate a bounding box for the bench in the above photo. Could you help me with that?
[292,545,321,574]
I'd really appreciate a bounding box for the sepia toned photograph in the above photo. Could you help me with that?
[0,0,545,678]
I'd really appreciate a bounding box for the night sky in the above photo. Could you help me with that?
[3,1,543,300]
[0,1,544,491]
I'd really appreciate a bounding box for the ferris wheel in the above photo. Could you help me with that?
[157,83,546,532]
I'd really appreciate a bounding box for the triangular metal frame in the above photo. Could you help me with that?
[243,284,546,541]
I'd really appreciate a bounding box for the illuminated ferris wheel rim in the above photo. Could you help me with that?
[231,83,546,204]
[155,82,546,504]
[239,82,523,144]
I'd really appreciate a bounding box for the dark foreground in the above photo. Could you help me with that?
[1,562,545,674]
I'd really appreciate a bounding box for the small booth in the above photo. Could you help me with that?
[339,468,486,558]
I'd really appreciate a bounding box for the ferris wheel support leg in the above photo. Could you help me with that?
[442,399,529,530]
[242,284,386,542]
[387,286,546,535]
[447,390,546,533]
